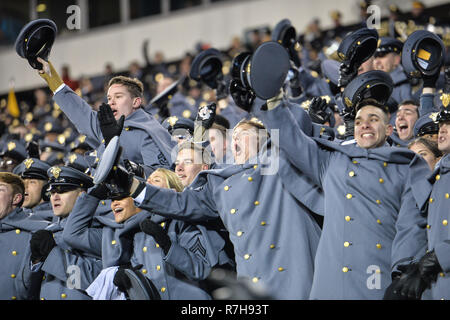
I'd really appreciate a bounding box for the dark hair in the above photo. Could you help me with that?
[408,137,442,159]
[398,99,420,118]
[355,98,390,122]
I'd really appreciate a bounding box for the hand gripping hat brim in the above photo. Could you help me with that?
[15,19,57,69]
[189,48,223,89]
[343,70,394,109]
[248,41,290,100]
[337,28,379,66]
[93,136,121,184]
[123,268,161,300]
[402,30,445,78]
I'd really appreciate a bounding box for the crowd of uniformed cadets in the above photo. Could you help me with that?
[0,0,450,300]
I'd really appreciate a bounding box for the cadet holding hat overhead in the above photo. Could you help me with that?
[15,165,103,300]
[256,86,429,299]
[16,22,176,170]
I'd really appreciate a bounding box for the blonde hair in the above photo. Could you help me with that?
[153,168,184,192]
[108,76,144,98]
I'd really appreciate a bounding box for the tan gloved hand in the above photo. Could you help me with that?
[37,57,63,93]
[266,89,284,110]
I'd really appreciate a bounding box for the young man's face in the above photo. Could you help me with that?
[175,148,208,187]
[107,84,141,120]
[50,188,82,218]
[354,106,393,149]
[208,128,227,162]
[373,52,400,73]
[232,124,260,165]
[0,182,18,220]
[111,197,141,224]
[438,122,450,154]
[395,104,419,141]
[23,179,46,209]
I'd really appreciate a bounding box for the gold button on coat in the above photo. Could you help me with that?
[348,171,355,177]
[111,240,116,245]
[436,174,441,180]
[443,220,448,226]
[346,194,353,199]
[230,208,236,214]
[161,287,166,292]
[15,229,20,234]
[143,247,147,252]
[345,216,351,222]
[61,294,67,299]
[379,178,384,183]
[446,193,449,199]
[244,254,251,260]
[237,231,243,237]
[342,267,349,273]
[11,251,17,256]
[224,186,229,191]
[247,177,253,181]
[376,243,382,249]
[254,201,260,206]
[344,241,350,247]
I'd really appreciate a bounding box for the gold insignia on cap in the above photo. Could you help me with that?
[182,110,192,119]
[24,158,34,169]
[57,134,66,145]
[345,97,353,107]
[68,154,77,164]
[301,99,312,110]
[25,133,33,142]
[79,135,86,143]
[44,122,53,132]
[7,141,16,151]
[50,167,61,179]
[310,71,319,78]
[429,112,439,122]
[440,93,450,108]
[168,116,178,127]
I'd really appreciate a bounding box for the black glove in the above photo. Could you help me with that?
[124,159,145,178]
[140,218,172,255]
[391,262,428,299]
[229,80,255,112]
[338,61,358,89]
[417,250,442,285]
[195,103,216,131]
[26,141,40,158]
[98,103,125,146]
[308,97,333,124]
[423,70,440,88]
[113,264,143,293]
[105,164,135,197]
[340,106,356,139]
[30,230,56,263]
[88,183,109,200]
[383,265,414,300]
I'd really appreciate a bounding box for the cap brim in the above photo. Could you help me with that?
[93,136,121,184]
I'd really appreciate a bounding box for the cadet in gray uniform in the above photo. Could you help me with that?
[63,168,232,299]
[256,94,428,299]
[0,172,49,300]
[373,37,412,104]
[16,166,103,300]
[388,108,450,300]
[13,157,54,221]
[35,58,176,169]
[114,117,323,299]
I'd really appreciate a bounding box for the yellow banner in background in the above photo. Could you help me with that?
[7,87,20,118]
